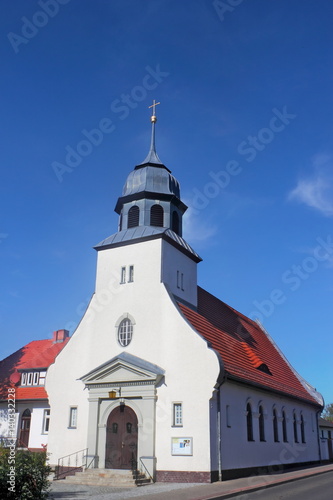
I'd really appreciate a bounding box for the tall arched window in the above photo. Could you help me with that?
[150,204,164,227]
[172,211,179,234]
[127,206,139,228]
[282,410,288,442]
[273,408,279,442]
[293,411,298,443]
[259,405,265,441]
[246,403,254,441]
[300,414,306,443]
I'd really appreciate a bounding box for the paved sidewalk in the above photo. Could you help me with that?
[50,463,333,500]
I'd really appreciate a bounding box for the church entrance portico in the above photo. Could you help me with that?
[80,352,164,479]
[105,405,138,469]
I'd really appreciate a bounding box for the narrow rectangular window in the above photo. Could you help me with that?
[69,407,77,428]
[42,409,50,434]
[177,270,180,289]
[181,273,184,291]
[27,373,33,386]
[21,373,27,386]
[120,266,126,284]
[128,265,134,282]
[33,372,39,386]
[173,403,183,427]
[226,405,231,427]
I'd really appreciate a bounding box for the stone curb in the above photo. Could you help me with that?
[199,465,333,500]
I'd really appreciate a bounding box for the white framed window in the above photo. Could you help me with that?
[21,373,27,386]
[39,372,46,386]
[120,266,126,284]
[173,403,183,427]
[27,373,33,386]
[69,407,77,428]
[42,409,50,434]
[117,318,133,347]
[33,372,39,386]
[128,265,134,282]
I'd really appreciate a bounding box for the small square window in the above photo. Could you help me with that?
[173,403,183,427]
[128,265,134,282]
[120,267,126,284]
[69,407,77,428]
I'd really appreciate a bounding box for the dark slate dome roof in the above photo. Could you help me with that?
[122,166,180,198]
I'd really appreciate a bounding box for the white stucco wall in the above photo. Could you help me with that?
[0,402,49,449]
[219,381,320,471]
[46,237,220,473]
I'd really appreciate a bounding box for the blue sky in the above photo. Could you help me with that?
[0,0,332,405]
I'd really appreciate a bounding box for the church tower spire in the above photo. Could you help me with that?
[113,101,188,237]
[138,100,163,167]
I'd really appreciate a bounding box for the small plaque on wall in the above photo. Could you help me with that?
[171,437,193,456]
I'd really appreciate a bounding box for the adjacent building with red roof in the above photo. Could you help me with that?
[0,330,69,451]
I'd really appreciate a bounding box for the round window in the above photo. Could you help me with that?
[117,318,133,347]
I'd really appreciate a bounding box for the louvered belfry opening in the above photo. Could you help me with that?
[172,211,179,234]
[128,206,139,228]
[150,204,164,227]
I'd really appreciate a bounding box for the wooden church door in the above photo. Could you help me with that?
[105,406,138,469]
[19,409,31,447]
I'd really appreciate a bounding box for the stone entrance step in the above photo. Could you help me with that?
[63,468,150,487]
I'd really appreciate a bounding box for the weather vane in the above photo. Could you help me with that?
[148,99,160,123]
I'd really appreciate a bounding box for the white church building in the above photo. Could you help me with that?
[1,106,324,482]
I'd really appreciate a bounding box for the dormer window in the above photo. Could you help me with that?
[21,371,46,386]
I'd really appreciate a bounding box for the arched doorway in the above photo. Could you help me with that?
[19,408,31,447]
[105,405,138,469]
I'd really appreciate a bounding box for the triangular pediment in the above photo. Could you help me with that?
[80,352,165,386]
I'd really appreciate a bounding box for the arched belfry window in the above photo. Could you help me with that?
[150,204,164,227]
[246,403,254,441]
[128,206,139,229]
[172,211,179,234]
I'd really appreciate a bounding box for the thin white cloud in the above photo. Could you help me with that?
[288,154,333,217]
[182,207,218,245]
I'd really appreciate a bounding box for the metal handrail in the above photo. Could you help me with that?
[138,456,154,483]
[55,448,88,480]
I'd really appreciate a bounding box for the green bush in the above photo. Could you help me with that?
[0,447,51,499]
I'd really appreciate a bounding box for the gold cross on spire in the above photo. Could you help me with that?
[149,99,160,122]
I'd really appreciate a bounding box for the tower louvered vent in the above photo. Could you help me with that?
[150,204,164,227]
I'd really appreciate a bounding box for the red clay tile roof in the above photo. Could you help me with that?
[0,338,69,401]
[178,287,321,406]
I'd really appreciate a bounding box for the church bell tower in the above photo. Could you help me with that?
[94,101,201,308]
